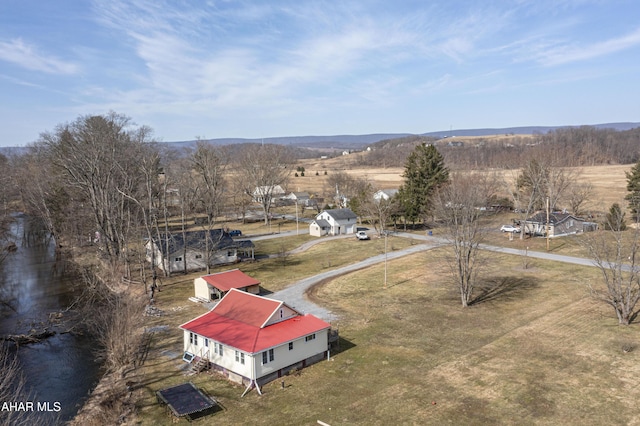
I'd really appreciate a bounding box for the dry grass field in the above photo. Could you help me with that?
[295,154,631,212]
[133,242,640,425]
[127,158,640,425]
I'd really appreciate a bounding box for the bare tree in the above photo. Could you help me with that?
[580,201,640,325]
[349,183,398,236]
[564,181,593,217]
[191,142,228,274]
[433,172,500,307]
[235,144,292,226]
[39,112,154,262]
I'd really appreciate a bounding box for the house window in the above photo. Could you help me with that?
[175,257,182,262]
[189,333,198,346]
[227,250,234,257]
[280,309,283,319]
[288,342,293,351]
[204,338,209,348]
[235,351,245,365]
[214,342,224,356]
[195,254,202,259]
[305,334,316,342]
[262,348,275,364]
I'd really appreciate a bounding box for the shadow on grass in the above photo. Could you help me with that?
[331,336,357,356]
[470,275,540,305]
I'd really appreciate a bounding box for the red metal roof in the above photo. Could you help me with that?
[201,269,261,292]
[180,289,331,353]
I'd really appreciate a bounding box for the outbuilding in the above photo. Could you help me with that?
[309,208,358,236]
[194,269,260,301]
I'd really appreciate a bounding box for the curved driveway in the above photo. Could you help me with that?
[255,231,600,321]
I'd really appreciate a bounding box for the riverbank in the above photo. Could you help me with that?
[0,215,104,424]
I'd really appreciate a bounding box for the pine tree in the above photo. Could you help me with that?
[625,160,640,219]
[397,143,449,224]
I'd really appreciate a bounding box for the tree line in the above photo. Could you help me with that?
[354,126,640,169]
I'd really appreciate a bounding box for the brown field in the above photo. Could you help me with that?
[133,243,640,425]
[126,161,639,425]
[294,158,631,211]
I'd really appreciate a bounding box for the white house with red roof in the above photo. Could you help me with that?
[180,289,332,395]
[193,269,260,301]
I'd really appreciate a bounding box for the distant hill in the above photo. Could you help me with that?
[421,122,640,139]
[2,122,638,155]
[163,122,640,151]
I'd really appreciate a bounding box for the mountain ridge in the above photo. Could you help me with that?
[1,122,638,155]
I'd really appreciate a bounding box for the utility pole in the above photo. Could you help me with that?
[384,231,388,289]
[546,196,550,251]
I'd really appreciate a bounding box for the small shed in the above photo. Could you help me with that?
[194,269,261,301]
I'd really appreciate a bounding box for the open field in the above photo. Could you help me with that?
[130,228,640,425]
[123,161,639,424]
[292,160,631,212]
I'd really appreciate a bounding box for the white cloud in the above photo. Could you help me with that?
[0,38,78,74]
[538,27,640,66]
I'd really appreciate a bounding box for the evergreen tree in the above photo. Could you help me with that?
[625,160,640,219]
[397,143,449,224]
[604,203,626,231]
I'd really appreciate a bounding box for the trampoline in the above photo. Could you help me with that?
[156,382,219,421]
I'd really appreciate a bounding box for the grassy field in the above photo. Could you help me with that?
[124,160,639,424]
[292,160,632,212]
[130,225,640,425]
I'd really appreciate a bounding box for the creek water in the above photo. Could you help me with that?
[0,214,102,424]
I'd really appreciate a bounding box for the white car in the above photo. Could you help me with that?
[500,225,520,233]
[355,231,370,240]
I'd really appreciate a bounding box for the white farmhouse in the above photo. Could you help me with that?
[309,208,358,237]
[252,185,286,203]
[373,189,398,202]
[180,289,332,395]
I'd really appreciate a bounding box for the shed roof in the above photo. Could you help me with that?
[201,269,260,292]
[312,219,331,228]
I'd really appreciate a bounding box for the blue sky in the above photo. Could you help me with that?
[1,1,639,146]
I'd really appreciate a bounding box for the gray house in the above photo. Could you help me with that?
[522,212,596,237]
[309,208,358,236]
[146,230,255,273]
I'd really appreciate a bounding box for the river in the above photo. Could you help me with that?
[0,214,102,424]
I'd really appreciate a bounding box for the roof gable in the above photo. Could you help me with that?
[212,289,281,328]
[201,269,260,292]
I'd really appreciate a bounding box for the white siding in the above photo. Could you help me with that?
[193,277,210,300]
[253,329,329,379]
[263,305,299,326]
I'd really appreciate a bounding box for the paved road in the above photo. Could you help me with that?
[263,231,600,321]
[271,234,443,320]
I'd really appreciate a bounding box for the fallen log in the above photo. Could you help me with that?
[2,329,56,345]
